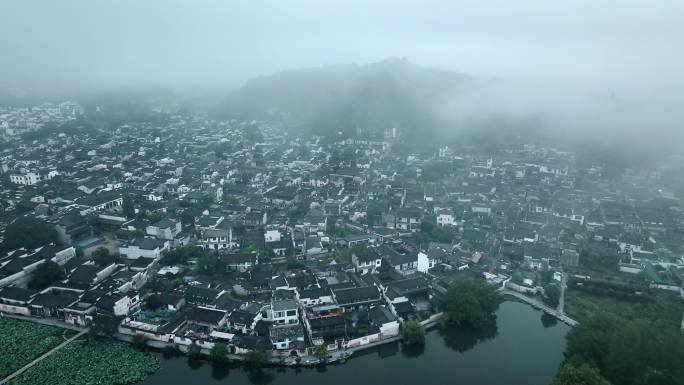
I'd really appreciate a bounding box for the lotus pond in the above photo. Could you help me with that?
[0,317,72,379]
[9,340,159,385]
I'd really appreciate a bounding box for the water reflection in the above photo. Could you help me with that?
[376,341,399,358]
[400,342,426,358]
[187,358,203,370]
[541,313,558,328]
[438,317,499,353]
[142,302,569,385]
[246,369,275,385]
[211,363,230,380]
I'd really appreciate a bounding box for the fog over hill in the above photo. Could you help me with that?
[216,59,683,163]
[219,59,476,135]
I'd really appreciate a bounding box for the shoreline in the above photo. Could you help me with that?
[115,311,445,367]
[4,296,554,371]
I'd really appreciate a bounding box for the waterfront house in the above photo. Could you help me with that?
[332,286,382,312]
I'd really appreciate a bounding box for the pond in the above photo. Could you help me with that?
[141,301,570,385]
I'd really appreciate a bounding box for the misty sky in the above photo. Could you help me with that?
[2,0,683,97]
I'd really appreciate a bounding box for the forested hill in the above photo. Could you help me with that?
[213,59,482,137]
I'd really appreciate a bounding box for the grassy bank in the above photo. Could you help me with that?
[565,289,684,329]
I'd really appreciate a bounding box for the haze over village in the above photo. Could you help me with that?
[1,2,683,385]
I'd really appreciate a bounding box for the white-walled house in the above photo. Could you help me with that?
[199,228,235,250]
[265,230,281,243]
[146,218,182,240]
[120,238,169,260]
[264,299,299,325]
[436,209,455,227]
[297,287,334,308]
[0,287,36,316]
[417,251,434,273]
[351,248,382,274]
[0,245,76,288]
[10,172,41,185]
[222,253,258,272]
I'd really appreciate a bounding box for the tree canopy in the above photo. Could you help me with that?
[122,194,136,218]
[131,334,149,351]
[197,252,220,274]
[443,279,502,327]
[144,294,163,310]
[209,343,229,363]
[92,246,116,266]
[160,245,206,266]
[313,344,328,361]
[412,219,457,244]
[544,284,561,308]
[187,343,202,359]
[403,319,425,345]
[90,312,119,339]
[3,217,58,251]
[552,363,612,385]
[564,315,684,385]
[244,350,268,370]
[28,260,63,290]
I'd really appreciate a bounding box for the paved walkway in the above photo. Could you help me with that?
[0,328,89,384]
[558,272,568,314]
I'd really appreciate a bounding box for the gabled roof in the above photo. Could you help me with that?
[0,286,36,302]
[368,305,397,326]
[31,292,79,308]
[188,306,227,325]
[332,286,380,305]
[298,287,331,300]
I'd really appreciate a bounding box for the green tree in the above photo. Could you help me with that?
[28,260,63,290]
[286,255,304,270]
[544,284,561,308]
[209,343,229,363]
[403,319,425,345]
[313,344,328,362]
[162,344,181,358]
[417,219,457,244]
[552,363,612,385]
[122,194,136,218]
[198,194,213,210]
[245,350,268,370]
[565,314,615,371]
[131,333,149,351]
[564,315,684,385]
[3,217,58,251]
[197,252,220,274]
[160,245,204,266]
[539,270,554,285]
[187,342,202,359]
[147,212,163,224]
[90,312,119,339]
[580,241,620,272]
[144,294,163,310]
[603,321,684,385]
[444,279,502,327]
[92,246,116,266]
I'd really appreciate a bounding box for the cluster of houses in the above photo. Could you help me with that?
[0,101,83,138]
[1,100,683,359]
[0,239,437,358]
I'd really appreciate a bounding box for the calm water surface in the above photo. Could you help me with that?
[141,301,569,385]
